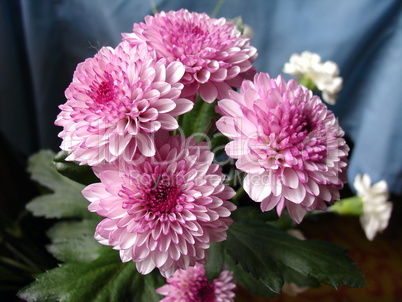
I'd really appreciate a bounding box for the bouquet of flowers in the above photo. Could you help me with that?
[13,8,394,301]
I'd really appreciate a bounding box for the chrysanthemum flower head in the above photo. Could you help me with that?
[216,73,349,223]
[283,51,342,105]
[82,133,236,277]
[55,41,193,166]
[122,9,257,103]
[156,263,236,302]
[354,174,393,240]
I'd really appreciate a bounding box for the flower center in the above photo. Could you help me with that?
[170,23,207,53]
[85,72,132,122]
[253,98,327,167]
[187,275,215,302]
[141,172,185,214]
[120,169,187,215]
[145,182,179,213]
[89,73,117,105]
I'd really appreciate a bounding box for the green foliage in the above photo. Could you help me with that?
[53,150,99,185]
[26,150,92,219]
[205,242,225,282]
[18,248,164,302]
[225,255,278,298]
[19,140,365,301]
[181,97,219,140]
[224,221,365,295]
[19,150,165,302]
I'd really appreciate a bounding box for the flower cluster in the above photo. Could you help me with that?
[216,73,349,223]
[156,263,236,302]
[56,10,253,279]
[55,8,351,298]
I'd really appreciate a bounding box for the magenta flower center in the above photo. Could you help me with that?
[95,81,115,104]
[85,72,131,122]
[88,73,117,105]
[253,98,328,167]
[166,23,213,59]
[121,170,187,215]
[187,275,215,302]
[144,179,180,213]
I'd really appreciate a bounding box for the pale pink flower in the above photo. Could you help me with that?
[82,134,236,278]
[216,73,349,223]
[156,263,236,302]
[55,41,193,166]
[122,9,257,103]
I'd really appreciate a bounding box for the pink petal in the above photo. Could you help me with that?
[283,185,306,204]
[243,173,272,202]
[153,98,176,113]
[136,257,156,275]
[282,168,299,189]
[158,114,179,130]
[136,132,156,157]
[194,69,211,84]
[166,61,185,84]
[218,99,243,117]
[199,82,218,103]
[168,98,194,116]
[286,202,306,224]
[216,117,241,139]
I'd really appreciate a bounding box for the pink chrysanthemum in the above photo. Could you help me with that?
[122,9,257,103]
[216,73,349,223]
[82,133,236,277]
[156,263,236,302]
[55,41,193,166]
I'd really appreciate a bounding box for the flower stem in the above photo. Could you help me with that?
[210,0,225,18]
[0,256,35,274]
[149,0,158,14]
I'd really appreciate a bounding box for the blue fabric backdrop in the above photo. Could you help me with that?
[1,0,401,194]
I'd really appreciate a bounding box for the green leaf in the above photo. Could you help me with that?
[231,206,279,223]
[225,254,277,298]
[225,221,365,294]
[46,219,105,263]
[136,273,165,302]
[18,249,164,302]
[181,98,218,139]
[47,219,101,243]
[47,235,105,263]
[280,264,320,288]
[225,223,284,293]
[209,132,229,157]
[205,242,224,282]
[53,151,99,185]
[26,150,92,219]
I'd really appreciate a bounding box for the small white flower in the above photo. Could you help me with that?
[283,51,343,105]
[354,174,393,241]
